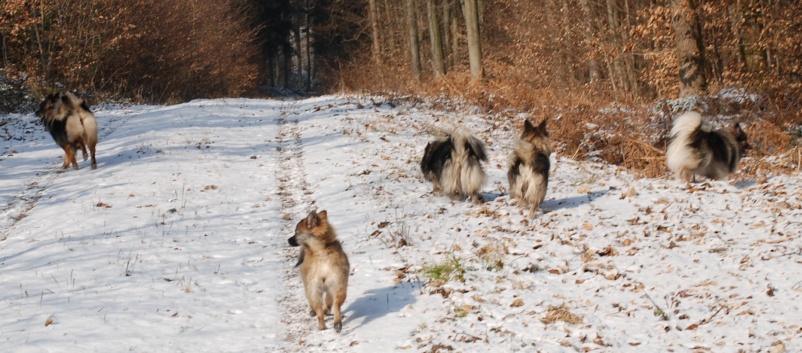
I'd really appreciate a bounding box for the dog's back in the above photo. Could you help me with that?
[508,119,551,216]
[35,92,98,169]
[667,112,748,181]
[689,125,746,180]
[288,210,349,332]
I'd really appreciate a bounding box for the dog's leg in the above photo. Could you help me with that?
[471,193,484,204]
[333,286,347,333]
[528,204,537,218]
[432,178,442,195]
[61,145,79,169]
[79,142,88,161]
[313,306,326,330]
[678,168,692,183]
[305,284,326,330]
[89,141,97,170]
[61,152,70,169]
[323,292,333,316]
[73,138,88,162]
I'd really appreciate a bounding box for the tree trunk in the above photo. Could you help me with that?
[449,0,460,68]
[369,0,382,65]
[579,0,600,83]
[621,0,638,93]
[293,12,303,88]
[305,1,312,91]
[606,0,628,93]
[670,0,707,97]
[283,44,291,88]
[428,0,445,79]
[383,0,397,56]
[267,52,276,86]
[405,0,421,80]
[546,0,575,84]
[462,0,483,81]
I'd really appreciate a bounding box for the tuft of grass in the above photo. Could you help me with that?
[653,308,669,321]
[422,255,465,283]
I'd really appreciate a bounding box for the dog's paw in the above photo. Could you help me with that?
[334,321,342,333]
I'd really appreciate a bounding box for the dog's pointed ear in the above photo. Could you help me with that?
[523,119,535,134]
[305,211,319,229]
[317,210,328,222]
[537,119,548,135]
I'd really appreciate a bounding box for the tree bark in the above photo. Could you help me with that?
[428,0,445,79]
[449,0,460,68]
[293,11,303,88]
[579,0,600,83]
[368,0,382,65]
[305,1,312,91]
[283,43,291,88]
[405,0,421,80]
[670,0,707,97]
[462,0,483,81]
[267,52,276,86]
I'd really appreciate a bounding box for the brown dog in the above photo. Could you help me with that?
[35,92,98,170]
[508,119,552,217]
[288,210,350,332]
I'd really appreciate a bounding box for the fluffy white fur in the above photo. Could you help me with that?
[440,131,486,198]
[666,111,704,178]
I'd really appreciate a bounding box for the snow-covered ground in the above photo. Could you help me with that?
[0,95,799,353]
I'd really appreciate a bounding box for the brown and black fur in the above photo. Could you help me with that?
[508,119,552,217]
[666,111,750,182]
[420,130,488,203]
[35,92,98,170]
[288,210,350,333]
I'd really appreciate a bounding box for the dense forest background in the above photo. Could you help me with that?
[2,0,800,175]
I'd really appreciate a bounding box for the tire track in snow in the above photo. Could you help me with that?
[0,112,131,241]
[274,104,323,350]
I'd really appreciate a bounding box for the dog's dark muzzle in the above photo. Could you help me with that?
[288,236,299,246]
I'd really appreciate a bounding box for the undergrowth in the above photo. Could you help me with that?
[342,69,801,179]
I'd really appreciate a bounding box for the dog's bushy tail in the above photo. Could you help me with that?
[458,131,488,162]
[441,131,487,197]
[666,111,702,174]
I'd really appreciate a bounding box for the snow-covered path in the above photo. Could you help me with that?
[1,95,800,353]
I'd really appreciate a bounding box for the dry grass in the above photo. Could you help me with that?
[339,61,801,179]
[540,304,583,325]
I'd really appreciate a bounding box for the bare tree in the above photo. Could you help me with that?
[462,0,483,80]
[428,0,446,79]
[670,0,707,97]
[406,0,421,80]
[447,0,460,68]
[579,0,601,83]
[369,0,382,65]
